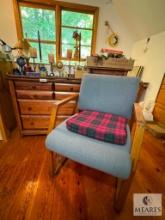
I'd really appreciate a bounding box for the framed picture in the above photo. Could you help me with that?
[127,66,144,79]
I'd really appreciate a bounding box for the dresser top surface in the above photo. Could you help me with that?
[5,73,81,84]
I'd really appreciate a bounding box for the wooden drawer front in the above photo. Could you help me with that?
[21,115,69,129]
[56,116,68,126]
[18,100,76,115]
[21,115,50,129]
[55,83,80,92]
[58,102,76,115]
[18,100,54,115]
[16,90,53,100]
[55,92,78,100]
[15,81,52,91]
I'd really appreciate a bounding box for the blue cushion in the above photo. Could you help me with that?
[45,121,132,179]
[78,74,139,119]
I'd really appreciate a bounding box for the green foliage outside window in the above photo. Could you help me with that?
[61,10,93,59]
[20,6,94,63]
[21,6,55,40]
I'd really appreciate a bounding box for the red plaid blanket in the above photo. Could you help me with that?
[66,110,127,145]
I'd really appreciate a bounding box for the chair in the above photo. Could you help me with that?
[45,74,145,212]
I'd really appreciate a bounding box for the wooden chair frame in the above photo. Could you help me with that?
[47,94,145,212]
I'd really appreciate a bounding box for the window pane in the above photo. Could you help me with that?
[62,10,93,29]
[81,46,91,58]
[20,6,55,41]
[80,30,92,46]
[61,44,91,59]
[62,44,75,58]
[30,42,55,63]
[62,28,92,46]
[62,28,75,45]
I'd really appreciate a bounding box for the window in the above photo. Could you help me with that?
[14,0,99,64]
[61,10,94,59]
[20,6,56,63]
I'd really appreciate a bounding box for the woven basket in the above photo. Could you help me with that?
[87,56,134,70]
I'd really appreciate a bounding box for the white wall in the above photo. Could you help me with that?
[113,0,165,41]
[96,1,134,57]
[131,31,165,105]
[0,0,18,47]
[0,0,134,57]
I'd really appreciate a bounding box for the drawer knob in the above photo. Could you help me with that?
[32,86,36,90]
[28,107,32,111]
[30,122,34,126]
[70,87,73,91]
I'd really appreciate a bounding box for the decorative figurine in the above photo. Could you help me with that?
[16,56,26,75]
[73,31,81,63]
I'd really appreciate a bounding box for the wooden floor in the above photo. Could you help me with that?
[0,130,164,220]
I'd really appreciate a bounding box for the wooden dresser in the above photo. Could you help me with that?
[6,74,81,135]
[0,61,16,140]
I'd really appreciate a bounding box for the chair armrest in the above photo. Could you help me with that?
[48,94,79,133]
[55,94,79,107]
[130,103,145,173]
[134,103,145,125]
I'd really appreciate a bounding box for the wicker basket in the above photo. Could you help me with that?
[87,56,134,70]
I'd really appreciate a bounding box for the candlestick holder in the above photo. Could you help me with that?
[32,57,36,71]
[50,62,54,76]
[68,59,71,78]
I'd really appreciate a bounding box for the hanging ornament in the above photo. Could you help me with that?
[105,21,119,47]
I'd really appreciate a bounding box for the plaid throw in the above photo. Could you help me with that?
[66,110,127,145]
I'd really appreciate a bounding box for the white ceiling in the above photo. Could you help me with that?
[106,0,165,40]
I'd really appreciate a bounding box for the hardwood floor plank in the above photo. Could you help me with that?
[0,130,164,220]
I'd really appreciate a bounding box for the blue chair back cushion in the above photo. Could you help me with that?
[78,74,139,119]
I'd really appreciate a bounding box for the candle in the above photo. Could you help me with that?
[38,30,42,62]
[48,53,55,63]
[66,49,72,59]
[29,47,37,58]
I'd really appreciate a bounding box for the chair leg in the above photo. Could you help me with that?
[114,174,135,212]
[50,151,67,177]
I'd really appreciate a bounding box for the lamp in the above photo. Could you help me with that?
[14,38,31,74]
[0,39,17,53]
[14,38,31,57]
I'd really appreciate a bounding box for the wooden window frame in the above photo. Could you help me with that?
[13,0,99,63]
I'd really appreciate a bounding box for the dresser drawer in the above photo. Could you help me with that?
[21,115,70,130]
[56,116,69,126]
[15,81,53,91]
[21,115,50,129]
[18,100,76,115]
[58,102,76,115]
[16,90,53,100]
[18,100,54,115]
[55,83,80,92]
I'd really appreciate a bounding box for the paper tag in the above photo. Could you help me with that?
[39,78,47,82]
